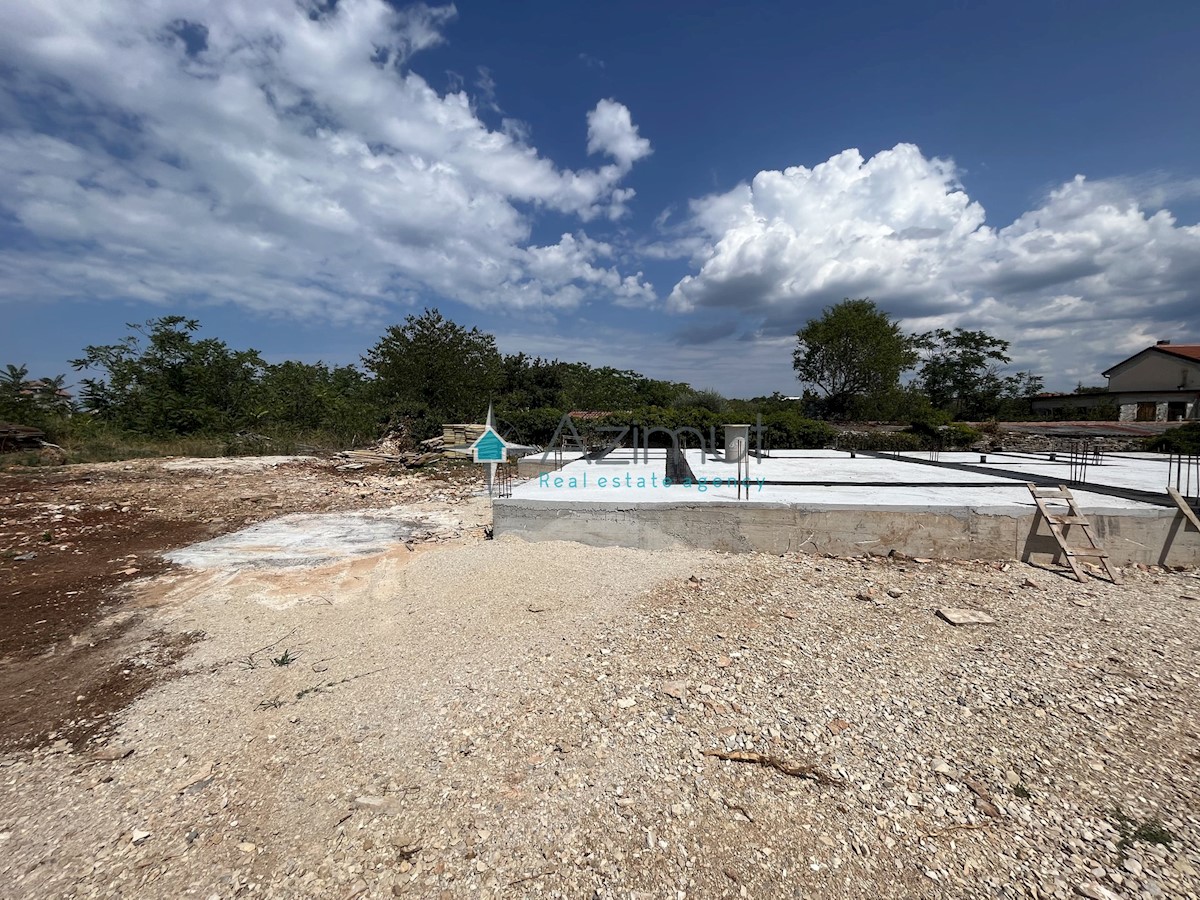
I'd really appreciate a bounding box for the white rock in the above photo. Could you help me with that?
[936,607,996,626]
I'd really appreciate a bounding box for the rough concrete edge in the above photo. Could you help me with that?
[493,498,1176,519]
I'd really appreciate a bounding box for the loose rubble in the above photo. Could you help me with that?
[1,526,1197,898]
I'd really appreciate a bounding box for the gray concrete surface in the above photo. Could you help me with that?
[493,498,1200,566]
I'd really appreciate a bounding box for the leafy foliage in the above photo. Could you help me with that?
[793,299,920,419]
[0,364,74,432]
[792,302,1048,422]
[72,317,265,435]
[67,317,376,443]
[834,431,924,452]
[364,309,503,426]
[5,300,1058,469]
[914,328,1044,420]
[1146,422,1200,454]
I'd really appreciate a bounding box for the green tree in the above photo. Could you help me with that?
[498,354,568,410]
[792,299,919,419]
[363,308,503,426]
[71,317,265,435]
[0,364,32,422]
[670,388,728,414]
[257,361,377,438]
[915,328,1044,419]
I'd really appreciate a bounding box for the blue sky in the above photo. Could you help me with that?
[2,0,1199,397]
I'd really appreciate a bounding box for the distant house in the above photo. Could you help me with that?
[1031,340,1200,422]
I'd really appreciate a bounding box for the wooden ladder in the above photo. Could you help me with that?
[1027,483,1121,584]
[1166,486,1200,532]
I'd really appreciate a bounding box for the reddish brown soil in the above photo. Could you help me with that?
[0,457,481,751]
[0,473,217,750]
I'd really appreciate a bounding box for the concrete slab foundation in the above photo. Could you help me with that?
[494,450,1200,566]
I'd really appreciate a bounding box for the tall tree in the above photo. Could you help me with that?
[71,316,265,434]
[792,299,919,419]
[915,328,1043,419]
[363,308,503,424]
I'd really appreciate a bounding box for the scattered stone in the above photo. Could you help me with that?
[353,796,402,815]
[130,830,151,845]
[91,746,133,761]
[936,607,995,626]
[1075,881,1120,900]
[827,718,851,736]
[976,797,1001,818]
[661,680,686,701]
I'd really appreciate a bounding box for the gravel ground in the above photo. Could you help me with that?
[1,535,1198,899]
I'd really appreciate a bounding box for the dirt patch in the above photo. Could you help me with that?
[0,457,484,751]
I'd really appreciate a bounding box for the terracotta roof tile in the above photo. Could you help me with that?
[1156,344,1200,363]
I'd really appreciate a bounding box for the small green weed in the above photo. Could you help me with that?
[271,649,298,667]
[1108,806,1176,850]
[1129,819,1175,848]
[295,683,325,700]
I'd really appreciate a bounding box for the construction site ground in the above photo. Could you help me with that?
[1,456,1198,899]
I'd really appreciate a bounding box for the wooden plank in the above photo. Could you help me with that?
[1167,486,1200,531]
[1028,485,1073,499]
[1046,515,1092,525]
[1063,546,1109,558]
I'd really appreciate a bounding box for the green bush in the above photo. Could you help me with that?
[495,407,566,446]
[834,431,923,452]
[505,406,835,451]
[1146,422,1200,454]
[760,411,836,448]
[905,420,981,449]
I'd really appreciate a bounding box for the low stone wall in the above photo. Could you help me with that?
[493,499,1200,567]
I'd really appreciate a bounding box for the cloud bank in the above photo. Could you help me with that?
[0,0,654,320]
[668,144,1200,381]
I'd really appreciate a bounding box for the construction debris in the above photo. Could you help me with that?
[936,607,996,626]
[442,423,487,446]
[702,749,845,786]
[0,423,47,452]
[335,448,443,467]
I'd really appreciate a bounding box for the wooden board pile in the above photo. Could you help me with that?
[442,424,487,446]
[335,448,444,467]
[0,423,47,452]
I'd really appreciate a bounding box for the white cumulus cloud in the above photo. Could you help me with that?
[667,144,1200,386]
[0,0,653,320]
[587,98,653,171]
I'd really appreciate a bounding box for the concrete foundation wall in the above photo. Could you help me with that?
[493,500,1200,567]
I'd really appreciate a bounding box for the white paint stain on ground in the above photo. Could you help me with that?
[165,508,461,571]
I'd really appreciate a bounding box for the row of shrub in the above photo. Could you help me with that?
[493,406,839,450]
[492,407,989,453]
[1146,422,1200,454]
